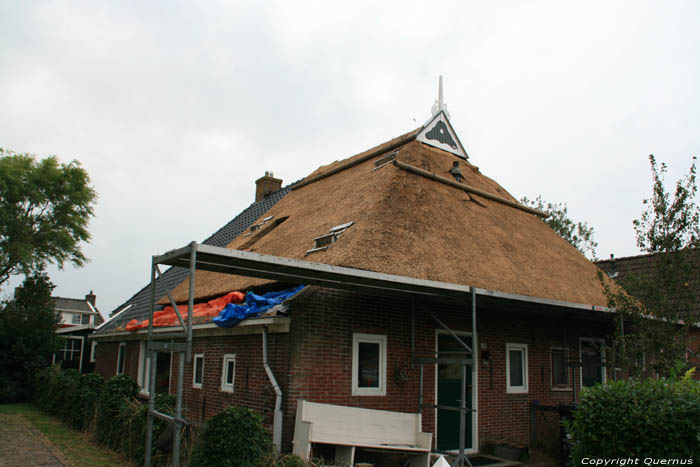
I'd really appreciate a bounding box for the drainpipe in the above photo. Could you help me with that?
[263,326,283,451]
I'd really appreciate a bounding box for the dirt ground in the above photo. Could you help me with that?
[0,413,69,467]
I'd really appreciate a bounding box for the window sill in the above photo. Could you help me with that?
[551,387,572,392]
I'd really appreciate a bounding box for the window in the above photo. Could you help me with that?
[580,338,606,387]
[90,341,97,363]
[551,348,570,389]
[137,341,151,395]
[193,354,204,389]
[506,343,528,393]
[352,333,387,396]
[81,314,90,325]
[117,342,126,374]
[63,338,82,361]
[71,313,81,324]
[220,354,236,393]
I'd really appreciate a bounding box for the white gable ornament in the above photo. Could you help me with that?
[418,76,469,160]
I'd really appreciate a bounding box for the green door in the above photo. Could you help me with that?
[437,333,472,451]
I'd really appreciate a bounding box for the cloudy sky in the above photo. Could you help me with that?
[1,1,698,317]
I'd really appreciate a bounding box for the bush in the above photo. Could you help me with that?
[569,370,700,462]
[189,407,272,467]
[118,392,176,466]
[95,373,139,449]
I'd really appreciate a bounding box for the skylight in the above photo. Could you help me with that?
[243,216,275,236]
[372,151,398,171]
[306,221,354,255]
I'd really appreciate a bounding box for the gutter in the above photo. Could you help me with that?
[263,326,283,451]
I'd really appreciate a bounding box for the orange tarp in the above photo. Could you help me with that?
[125,291,245,331]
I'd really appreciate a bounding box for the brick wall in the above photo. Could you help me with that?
[94,340,140,381]
[170,333,290,428]
[282,287,613,452]
[92,286,618,454]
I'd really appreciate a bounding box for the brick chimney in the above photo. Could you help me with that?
[85,290,96,307]
[255,171,283,202]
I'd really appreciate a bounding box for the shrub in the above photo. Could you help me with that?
[189,407,272,467]
[119,392,176,466]
[569,370,700,462]
[71,372,104,430]
[95,373,139,449]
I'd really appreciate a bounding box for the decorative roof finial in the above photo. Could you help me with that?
[431,75,450,119]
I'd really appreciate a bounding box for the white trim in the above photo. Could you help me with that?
[434,329,477,454]
[96,304,133,331]
[506,343,528,394]
[351,333,387,396]
[137,341,151,395]
[220,354,236,393]
[550,347,571,390]
[90,341,97,363]
[116,342,126,374]
[579,338,606,388]
[193,353,204,389]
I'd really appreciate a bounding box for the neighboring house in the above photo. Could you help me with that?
[53,291,104,373]
[596,253,700,372]
[92,99,700,457]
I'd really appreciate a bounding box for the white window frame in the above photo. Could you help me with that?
[579,338,607,387]
[71,313,81,324]
[352,333,387,396]
[506,343,528,394]
[550,347,571,390]
[193,353,204,389]
[220,354,236,393]
[116,342,126,375]
[137,341,151,395]
[90,341,97,363]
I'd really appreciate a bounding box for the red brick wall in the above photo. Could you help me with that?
[92,287,617,454]
[94,340,140,381]
[282,287,614,452]
[170,333,290,429]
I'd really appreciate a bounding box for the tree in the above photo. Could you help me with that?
[0,149,97,287]
[604,155,700,377]
[520,195,598,258]
[0,271,59,402]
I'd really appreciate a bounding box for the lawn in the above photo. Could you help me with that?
[0,403,131,466]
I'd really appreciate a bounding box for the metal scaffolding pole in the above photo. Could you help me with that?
[145,242,197,467]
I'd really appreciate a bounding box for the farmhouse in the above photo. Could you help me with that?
[91,93,676,460]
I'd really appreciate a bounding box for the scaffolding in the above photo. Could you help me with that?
[143,241,480,467]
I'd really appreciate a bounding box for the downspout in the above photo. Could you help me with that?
[263,326,283,451]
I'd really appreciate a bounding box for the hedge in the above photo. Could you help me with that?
[34,368,175,466]
[569,369,700,462]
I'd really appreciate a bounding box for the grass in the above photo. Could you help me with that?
[0,403,131,466]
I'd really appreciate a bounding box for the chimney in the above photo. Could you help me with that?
[255,171,283,202]
[85,290,96,306]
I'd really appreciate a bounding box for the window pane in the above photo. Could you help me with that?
[552,350,568,386]
[358,342,379,388]
[117,346,125,373]
[81,314,90,325]
[226,360,234,385]
[72,314,81,324]
[509,349,523,386]
[195,357,203,384]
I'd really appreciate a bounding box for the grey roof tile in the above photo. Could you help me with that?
[98,187,291,332]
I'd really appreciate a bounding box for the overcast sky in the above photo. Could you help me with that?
[1,1,699,317]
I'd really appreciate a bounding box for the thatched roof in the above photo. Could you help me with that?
[166,126,610,307]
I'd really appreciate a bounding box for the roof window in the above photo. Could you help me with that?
[306,222,354,255]
[372,151,398,171]
[243,216,274,236]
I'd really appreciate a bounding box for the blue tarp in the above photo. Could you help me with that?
[212,285,305,328]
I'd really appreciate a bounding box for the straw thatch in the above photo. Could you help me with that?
[165,131,610,307]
